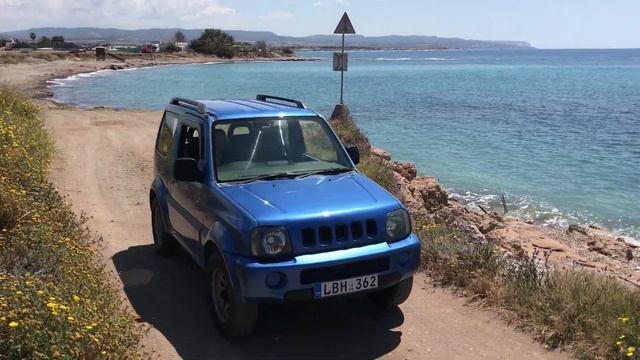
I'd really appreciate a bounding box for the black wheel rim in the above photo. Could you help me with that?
[212,268,231,323]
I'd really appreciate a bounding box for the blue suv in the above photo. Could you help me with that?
[150,95,421,337]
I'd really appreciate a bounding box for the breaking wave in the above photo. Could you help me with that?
[370,57,459,61]
[449,190,640,246]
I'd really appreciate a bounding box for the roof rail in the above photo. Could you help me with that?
[256,94,306,109]
[170,97,207,114]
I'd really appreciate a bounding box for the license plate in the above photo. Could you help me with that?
[315,274,378,298]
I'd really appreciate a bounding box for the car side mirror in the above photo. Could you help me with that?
[174,158,200,182]
[346,146,360,165]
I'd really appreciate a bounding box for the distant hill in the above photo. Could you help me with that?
[0,27,533,50]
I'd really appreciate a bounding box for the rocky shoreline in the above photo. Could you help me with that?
[330,105,640,287]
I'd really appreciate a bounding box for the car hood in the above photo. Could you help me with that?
[219,172,401,224]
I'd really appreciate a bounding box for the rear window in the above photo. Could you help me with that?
[156,112,179,156]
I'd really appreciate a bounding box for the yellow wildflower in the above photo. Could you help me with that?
[37,290,44,295]
[619,316,630,323]
[73,295,81,302]
[67,316,74,321]
[628,346,636,353]
[8,321,18,328]
[618,341,624,346]
[47,302,58,309]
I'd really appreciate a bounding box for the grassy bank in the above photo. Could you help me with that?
[331,111,640,360]
[419,225,639,359]
[0,88,141,358]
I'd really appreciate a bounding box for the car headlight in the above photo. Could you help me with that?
[251,227,292,259]
[386,209,411,242]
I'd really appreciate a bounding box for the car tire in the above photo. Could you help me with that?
[207,253,258,337]
[151,199,177,256]
[368,276,413,308]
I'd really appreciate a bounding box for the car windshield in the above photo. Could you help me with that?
[213,116,353,183]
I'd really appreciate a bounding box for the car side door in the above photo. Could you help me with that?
[167,116,206,257]
[154,110,179,202]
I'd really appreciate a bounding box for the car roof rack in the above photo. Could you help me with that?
[170,97,207,114]
[256,94,306,109]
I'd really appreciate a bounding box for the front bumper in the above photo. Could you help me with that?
[224,233,421,303]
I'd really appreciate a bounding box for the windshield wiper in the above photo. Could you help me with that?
[298,168,352,178]
[236,172,299,184]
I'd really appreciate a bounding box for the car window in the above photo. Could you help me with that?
[301,121,338,162]
[156,112,178,157]
[177,124,202,161]
[213,117,352,182]
[231,126,250,135]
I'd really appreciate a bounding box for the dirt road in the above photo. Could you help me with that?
[44,109,567,360]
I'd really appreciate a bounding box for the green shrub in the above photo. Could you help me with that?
[357,157,397,195]
[0,88,142,359]
[329,112,397,193]
[418,224,640,359]
[164,43,181,53]
[190,29,235,58]
[330,115,370,157]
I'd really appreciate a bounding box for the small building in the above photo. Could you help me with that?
[175,42,188,51]
[4,38,17,49]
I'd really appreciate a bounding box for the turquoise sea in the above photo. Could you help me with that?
[50,49,640,241]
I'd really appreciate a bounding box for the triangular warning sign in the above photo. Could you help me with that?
[333,12,356,34]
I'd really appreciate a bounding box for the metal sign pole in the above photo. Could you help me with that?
[340,33,345,104]
[333,12,355,105]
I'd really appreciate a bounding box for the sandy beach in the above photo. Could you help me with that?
[0,52,578,358]
[0,50,307,101]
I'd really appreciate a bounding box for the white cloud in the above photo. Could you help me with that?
[0,0,238,31]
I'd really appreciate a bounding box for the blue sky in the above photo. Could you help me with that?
[1,0,639,48]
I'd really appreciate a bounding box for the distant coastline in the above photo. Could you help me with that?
[0,27,534,50]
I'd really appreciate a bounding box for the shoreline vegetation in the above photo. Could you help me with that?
[0,49,638,359]
[0,88,142,357]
